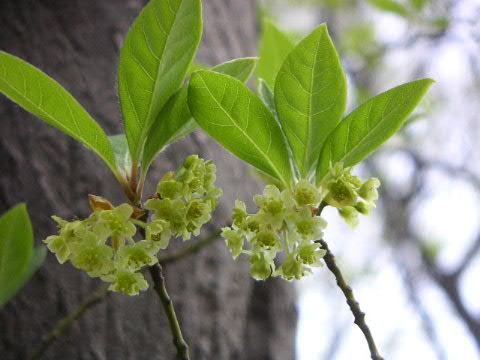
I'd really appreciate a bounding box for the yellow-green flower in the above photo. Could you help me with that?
[222,227,245,259]
[117,241,158,271]
[250,253,274,280]
[104,269,149,296]
[69,232,114,277]
[98,204,136,238]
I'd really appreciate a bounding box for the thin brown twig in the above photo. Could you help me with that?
[318,239,384,360]
[149,263,190,360]
[28,286,110,360]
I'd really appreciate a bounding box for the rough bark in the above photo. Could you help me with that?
[0,1,297,359]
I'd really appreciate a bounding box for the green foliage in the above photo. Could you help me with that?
[275,24,347,179]
[0,204,45,308]
[118,0,202,164]
[0,51,118,177]
[186,22,434,283]
[188,70,294,187]
[410,0,430,10]
[142,88,193,171]
[142,57,259,172]
[212,57,258,83]
[316,79,434,183]
[367,0,410,17]
[190,23,432,193]
[1,0,435,288]
[257,18,295,89]
[258,79,277,117]
[109,135,132,179]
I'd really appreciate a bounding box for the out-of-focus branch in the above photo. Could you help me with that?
[157,230,221,265]
[394,259,447,360]
[403,149,480,189]
[454,234,480,276]
[28,286,110,360]
[370,156,480,350]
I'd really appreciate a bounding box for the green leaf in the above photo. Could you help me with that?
[118,0,202,164]
[108,135,132,178]
[258,18,295,89]
[0,51,118,176]
[189,70,293,186]
[275,24,347,179]
[188,62,209,75]
[142,88,193,170]
[316,79,434,184]
[141,58,260,173]
[367,0,410,17]
[258,79,277,117]
[212,57,258,83]
[410,0,429,10]
[0,204,40,308]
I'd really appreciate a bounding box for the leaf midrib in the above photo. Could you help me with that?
[197,74,288,186]
[0,71,113,168]
[303,34,322,178]
[129,0,184,160]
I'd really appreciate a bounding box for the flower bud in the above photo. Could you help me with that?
[339,206,359,228]
[354,201,370,215]
[250,253,273,280]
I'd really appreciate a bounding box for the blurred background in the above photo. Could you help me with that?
[258,0,480,359]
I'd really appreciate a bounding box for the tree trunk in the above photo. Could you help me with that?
[0,1,297,359]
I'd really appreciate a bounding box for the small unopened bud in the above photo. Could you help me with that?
[339,206,359,228]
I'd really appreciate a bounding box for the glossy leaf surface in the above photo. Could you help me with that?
[118,0,202,163]
[189,70,293,186]
[275,24,347,178]
[0,51,117,175]
[316,79,434,183]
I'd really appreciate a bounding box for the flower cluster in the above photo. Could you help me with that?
[145,155,222,243]
[44,204,153,295]
[44,155,221,295]
[222,180,327,281]
[321,163,380,228]
[222,162,380,281]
